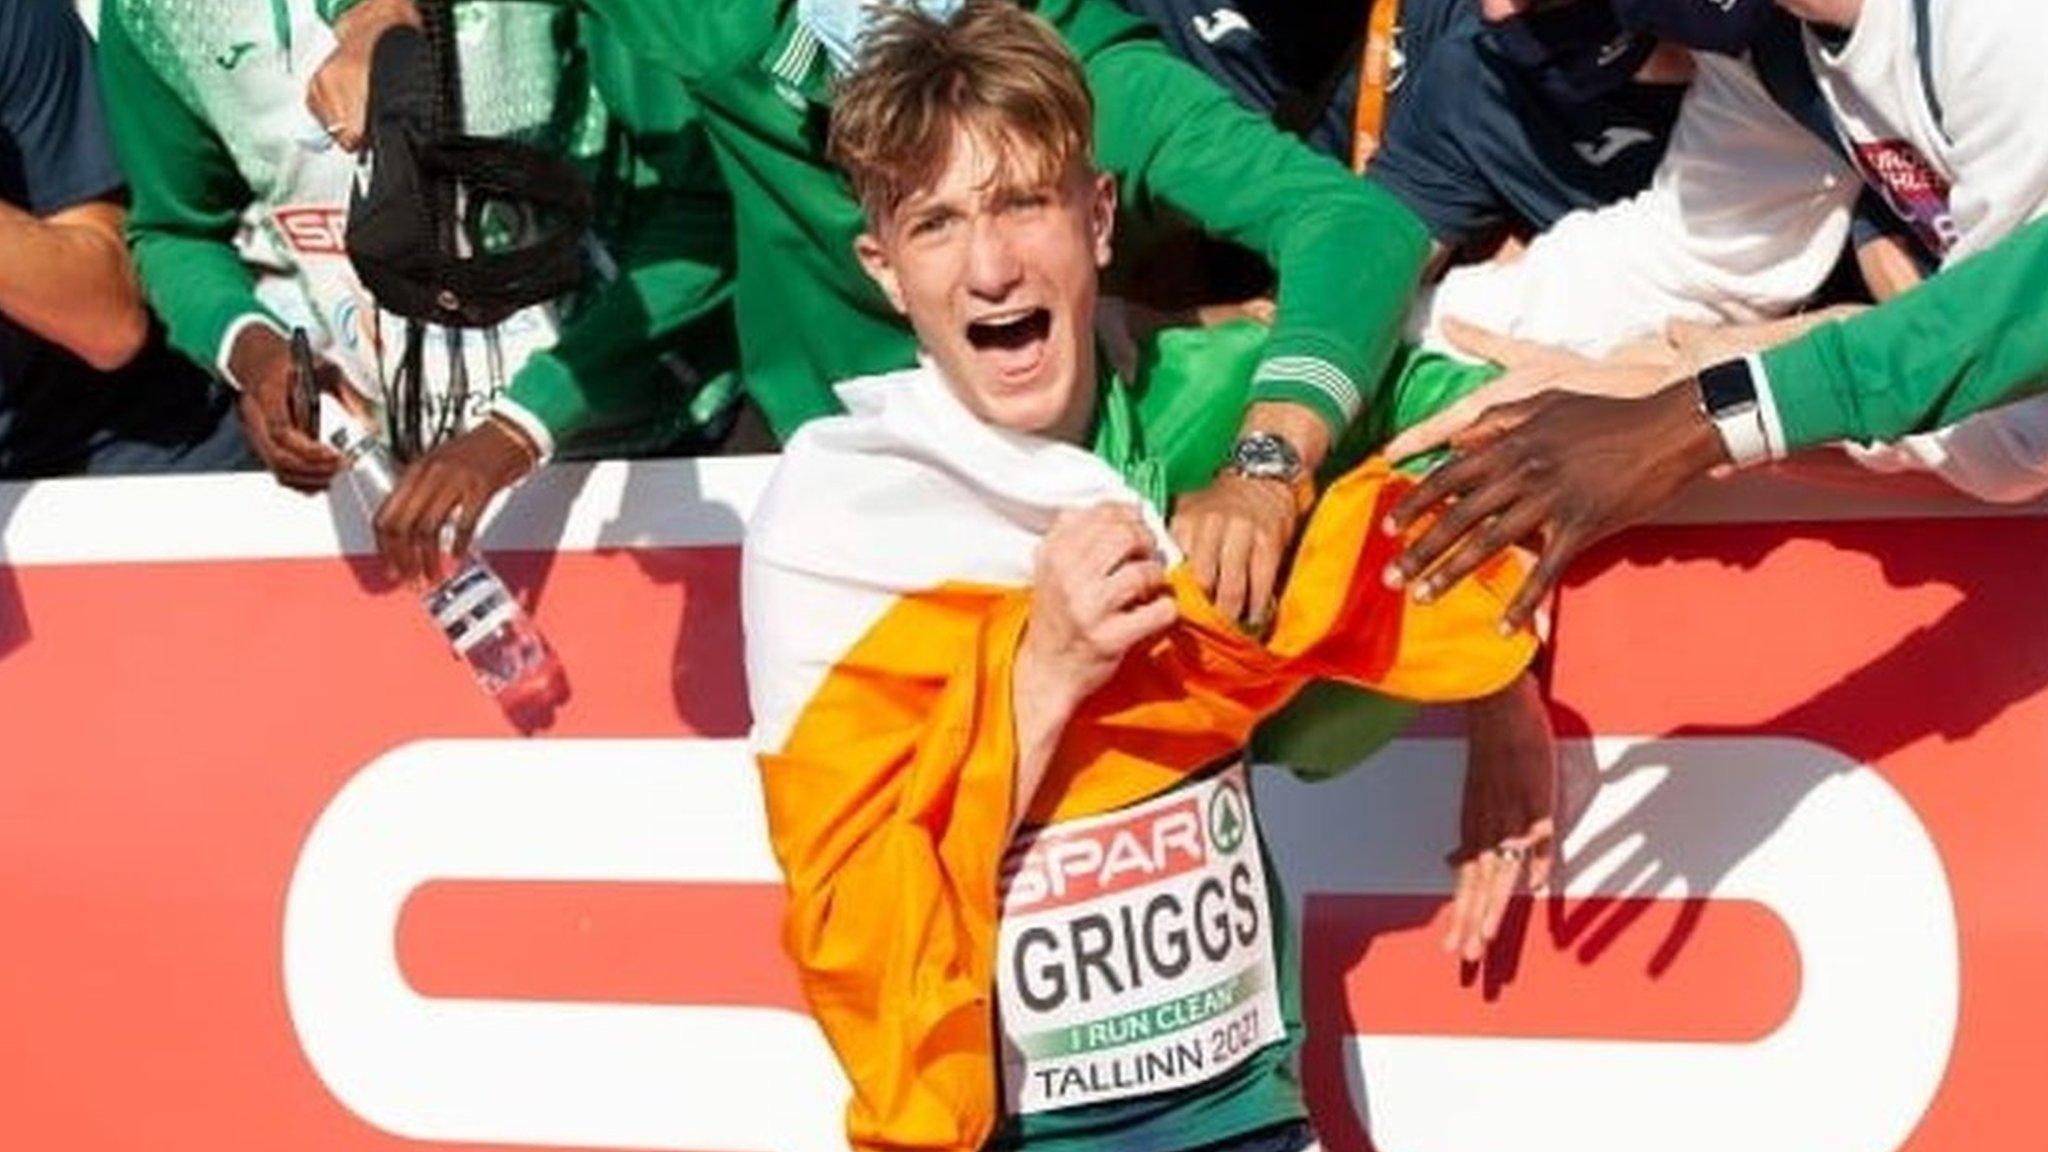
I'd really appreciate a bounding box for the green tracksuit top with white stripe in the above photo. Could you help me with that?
[99,0,739,456]
[321,0,1435,447]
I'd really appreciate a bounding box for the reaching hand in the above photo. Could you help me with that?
[227,324,355,493]
[1384,380,1730,631]
[1445,671,1557,962]
[1384,319,1683,462]
[373,416,538,584]
[304,0,421,153]
[1663,306,1867,372]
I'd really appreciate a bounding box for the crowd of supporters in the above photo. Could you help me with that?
[8,0,2039,505]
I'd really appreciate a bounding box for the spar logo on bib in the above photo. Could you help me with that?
[996,765,1285,1115]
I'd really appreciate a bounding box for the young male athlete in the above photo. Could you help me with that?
[741,5,1536,1149]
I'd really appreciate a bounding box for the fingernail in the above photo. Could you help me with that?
[1381,514,1400,535]
[1497,618,1515,637]
[1413,581,1436,604]
[1381,563,1404,590]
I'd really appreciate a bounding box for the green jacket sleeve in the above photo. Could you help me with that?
[1763,214,2048,449]
[504,52,737,450]
[1057,0,1432,438]
[98,0,279,378]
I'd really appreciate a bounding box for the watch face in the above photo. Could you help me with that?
[1699,360,1758,417]
[1231,432,1301,481]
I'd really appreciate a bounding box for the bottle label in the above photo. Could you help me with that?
[448,601,521,656]
[427,563,514,653]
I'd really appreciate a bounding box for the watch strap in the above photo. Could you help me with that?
[1224,431,1317,514]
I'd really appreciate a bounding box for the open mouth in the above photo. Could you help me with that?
[966,308,1052,354]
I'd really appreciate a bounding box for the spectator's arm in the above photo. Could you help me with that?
[97,0,282,383]
[1073,6,1432,447]
[0,198,144,372]
[1854,233,1928,303]
[1848,189,1932,302]
[1759,213,2048,451]
[498,111,738,456]
[0,0,145,370]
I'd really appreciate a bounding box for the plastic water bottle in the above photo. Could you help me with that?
[323,398,563,707]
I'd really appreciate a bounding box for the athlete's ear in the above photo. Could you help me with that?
[854,231,908,316]
[1089,171,1117,270]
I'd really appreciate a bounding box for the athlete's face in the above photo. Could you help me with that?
[856,127,1115,444]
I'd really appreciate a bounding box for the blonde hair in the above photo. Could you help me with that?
[827,0,1096,223]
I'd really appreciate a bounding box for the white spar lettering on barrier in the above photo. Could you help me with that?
[281,732,1957,1150]
[1258,736,1958,1152]
[283,738,848,1152]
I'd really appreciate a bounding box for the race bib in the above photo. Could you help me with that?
[996,763,1284,1115]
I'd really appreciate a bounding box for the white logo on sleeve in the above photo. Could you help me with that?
[1192,7,1254,44]
[1574,126,1658,167]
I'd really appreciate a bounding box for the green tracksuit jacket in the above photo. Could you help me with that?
[1761,213,2048,451]
[322,0,1434,447]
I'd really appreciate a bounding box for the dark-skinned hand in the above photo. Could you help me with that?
[1445,671,1558,962]
[1384,380,1731,630]
[227,323,354,493]
[374,416,538,584]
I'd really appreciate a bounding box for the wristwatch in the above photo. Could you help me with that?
[1695,357,1775,468]
[1222,431,1317,513]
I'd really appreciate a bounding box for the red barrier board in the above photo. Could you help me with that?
[0,460,2041,1151]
